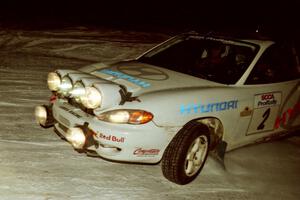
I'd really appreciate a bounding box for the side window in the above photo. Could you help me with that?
[246,44,300,84]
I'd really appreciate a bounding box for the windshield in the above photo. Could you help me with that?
[138,35,258,84]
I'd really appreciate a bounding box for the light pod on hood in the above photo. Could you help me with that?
[93,83,123,110]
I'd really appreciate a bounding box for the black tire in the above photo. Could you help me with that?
[161,122,210,185]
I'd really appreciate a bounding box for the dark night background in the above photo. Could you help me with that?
[0,0,299,37]
[0,1,300,198]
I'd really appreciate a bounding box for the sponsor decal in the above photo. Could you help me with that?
[98,133,125,143]
[117,65,169,81]
[98,69,151,88]
[274,102,300,129]
[180,100,238,115]
[133,148,160,156]
[254,92,281,108]
[246,92,282,134]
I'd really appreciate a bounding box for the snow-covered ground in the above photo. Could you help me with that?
[0,27,299,200]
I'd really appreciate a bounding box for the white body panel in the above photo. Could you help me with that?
[45,32,300,163]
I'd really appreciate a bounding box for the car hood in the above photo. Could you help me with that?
[80,60,222,96]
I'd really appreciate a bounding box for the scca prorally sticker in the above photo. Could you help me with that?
[97,69,151,88]
[180,100,238,115]
[254,92,282,108]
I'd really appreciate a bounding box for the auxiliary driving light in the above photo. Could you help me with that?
[66,127,86,149]
[34,105,48,126]
[47,72,61,91]
[70,82,85,102]
[59,76,73,95]
[34,105,55,128]
[80,87,102,109]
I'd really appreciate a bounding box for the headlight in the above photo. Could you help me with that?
[47,72,61,91]
[70,82,85,102]
[80,87,102,109]
[59,76,73,95]
[97,109,153,124]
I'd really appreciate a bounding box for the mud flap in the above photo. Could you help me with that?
[209,140,227,169]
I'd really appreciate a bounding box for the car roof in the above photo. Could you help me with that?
[184,31,275,48]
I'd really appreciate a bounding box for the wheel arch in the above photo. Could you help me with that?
[161,116,223,184]
[184,117,224,150]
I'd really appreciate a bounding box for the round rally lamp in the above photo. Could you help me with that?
[34,105,48,126]
[70,82,85,102]
[47,72,61,91]
[59,76,73,95]
[80,87,102,109]
[66,127,86,149]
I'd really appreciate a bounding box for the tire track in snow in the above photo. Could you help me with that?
[0,139,66,147]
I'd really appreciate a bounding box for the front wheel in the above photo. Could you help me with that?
[161,122,210,185]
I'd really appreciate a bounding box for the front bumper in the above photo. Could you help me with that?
[51,100,171,163]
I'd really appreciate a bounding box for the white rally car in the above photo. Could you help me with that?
[35,31,300,185]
